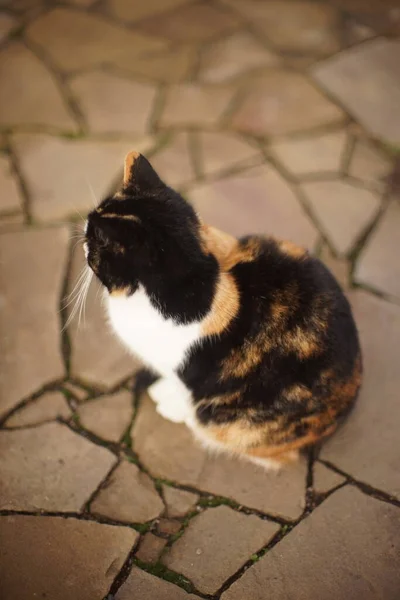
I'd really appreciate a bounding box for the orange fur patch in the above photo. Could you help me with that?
[124,151,140,184]
[200,225,261,272]
[277,240,307,259]
[201,272,240,337]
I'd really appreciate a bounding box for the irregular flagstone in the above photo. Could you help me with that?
[115,567,201,599]
[109,0,193,23]
[0,422,116,510]
[151,132,196,188]
[313,462,346,494]
[163,506,280,594]
[135,533,167,564]
[321,291,400,498]
[354,202,400,300]
[221,0,340,54]
[68,244,140,389]
[163,486,199,518]
[349,139,391,191]
[156,518,182,536]
[117,44,196,83]
[0,228,68,418]
[91,461,164,523]
[231,71,344,137]
[0,155,23,213]
[139,2,240,43]
[222,487,400,600]
[159,83,234,128]
[198,131,261,177]
[198,453,307,520]
[26,8,167,72]
[69,71,157,135]
[77,391,133,442]
[4,392,71,427]
[301,180,381,255]
[269,130,347,177]
[188,164,318,248]
[0,42,77,131]
[0,515,137,600]
[132,397,307,519]
[11,133,154,222]
[199,31,278,84]
[312,38,400,145]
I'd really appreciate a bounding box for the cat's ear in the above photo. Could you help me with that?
[123,151,163,190]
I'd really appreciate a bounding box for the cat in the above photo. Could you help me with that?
[83,151,362,469]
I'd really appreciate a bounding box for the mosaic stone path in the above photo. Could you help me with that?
[0,1,399,598]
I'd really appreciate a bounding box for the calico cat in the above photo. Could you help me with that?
[84,151,362,469]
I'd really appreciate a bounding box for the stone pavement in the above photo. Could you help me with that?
[0,0,400,598]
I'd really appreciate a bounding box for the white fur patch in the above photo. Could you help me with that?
[148,376,193,423]
[107,286,201,378]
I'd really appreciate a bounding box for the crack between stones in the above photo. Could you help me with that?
[317,459,400,508]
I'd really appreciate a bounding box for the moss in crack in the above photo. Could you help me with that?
[197,495,239,510]
[132,522,153,535]
[133,558,194,594]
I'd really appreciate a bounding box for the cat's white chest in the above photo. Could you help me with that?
[107,286,201,377]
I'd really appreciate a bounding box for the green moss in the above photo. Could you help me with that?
[197,495,238,509]
[133,558,193,593]
[132,522,152,534]
[250,554,259,563]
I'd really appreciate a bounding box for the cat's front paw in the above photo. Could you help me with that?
[148,377,192,424]
[155,400,188,423]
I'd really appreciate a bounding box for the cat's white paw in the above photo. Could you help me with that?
[156,399,188,423]
[148,376,192,424]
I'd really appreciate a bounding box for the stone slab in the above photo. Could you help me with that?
[0,42,77,131]
[301,180,380,255]
[115,567,201,599]
[4,392,70,427]
[0,227,68,417]
[312,38,400,144]
[0,515,137,600]
[163,506,280,594]
[189,164,318,249]
[77,391,133,442]
[26,8,166,72]
[222,486,400,600]
[11,133,154,222]
[70,71,157,135]
[0,422,116,510]
[91,461,164,523]
[231,71,344,136]
[354,202,400,300]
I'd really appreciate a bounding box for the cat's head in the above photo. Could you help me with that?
[84,151,216,297]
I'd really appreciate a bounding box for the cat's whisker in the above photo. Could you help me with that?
[62,266,91,331]
[62,266,87,307]
[73,207,87,225]
[77,267,93,328]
